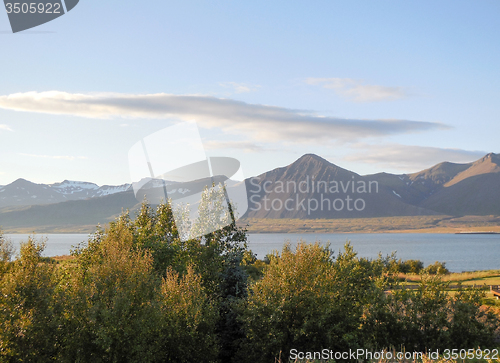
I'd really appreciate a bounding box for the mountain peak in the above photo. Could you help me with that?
[11,178,37,186]
[444,152,500,187]
[293,153,339,167]
[483,152,500,164]
[298,153,327,160]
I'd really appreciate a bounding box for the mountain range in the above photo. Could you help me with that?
[0,152,499,232]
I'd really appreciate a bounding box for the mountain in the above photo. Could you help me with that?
[0,175,231,231]
[0,190,139,230]
[0,179,131,208]
[444,153,500,186]
[243,154,437,219]
[419,153,500,215]
[366,161,472,206]
[1,152,499,232]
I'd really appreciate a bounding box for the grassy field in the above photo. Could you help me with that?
[240,215,500,234]
[396,270,500,306]
[401,270,500,284]
[3,214,499,234]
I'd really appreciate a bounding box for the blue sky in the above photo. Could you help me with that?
[0,0,499,185]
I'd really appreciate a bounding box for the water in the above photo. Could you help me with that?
[5,233,500,273]
[247,233,500,273]
[6,234,89,257]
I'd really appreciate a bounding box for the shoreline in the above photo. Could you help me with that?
[3,215,500,235]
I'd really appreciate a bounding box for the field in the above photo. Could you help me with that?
[240,215,500,234]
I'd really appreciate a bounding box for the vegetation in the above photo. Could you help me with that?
[0,187,499,362]
[241,215,500,234]
[389,258,449,275]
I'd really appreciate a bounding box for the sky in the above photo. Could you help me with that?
[0,0,499,186]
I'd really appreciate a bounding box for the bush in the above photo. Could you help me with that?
[239,242,387,363]
[0,215,498,362]
[424,261,450,275]
[386,276,497,351]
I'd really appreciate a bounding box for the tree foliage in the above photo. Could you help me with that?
[0,194,498,362]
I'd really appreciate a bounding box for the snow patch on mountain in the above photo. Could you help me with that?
[51,180,99,191]
[96,184,132,196]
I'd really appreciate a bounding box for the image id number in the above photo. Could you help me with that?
[5,3,61,14]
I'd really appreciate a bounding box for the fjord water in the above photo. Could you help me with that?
[6,233,500,273]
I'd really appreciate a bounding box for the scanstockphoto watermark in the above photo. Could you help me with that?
[248,176,379,215]
[128,121,248,241]
[290,348,499,361]
[290,348,427,361]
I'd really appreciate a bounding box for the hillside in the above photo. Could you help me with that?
[244,154,437,219]
[0,178,131,208]
[1,152,499,232]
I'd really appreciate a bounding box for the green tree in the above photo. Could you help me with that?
[157,266,219,363]
[0,236,62,362]
[424,261,449,275]
[448,285,498,348]
[387,274,451,351]
[62,224,160,362]
[69,183,248,362]
[239,242,386,363]
[65,221,219,363]
[0,230,14,276]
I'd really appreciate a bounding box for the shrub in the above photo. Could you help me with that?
[239,242,386,363]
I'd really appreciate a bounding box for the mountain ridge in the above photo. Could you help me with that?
[1,152,499,231]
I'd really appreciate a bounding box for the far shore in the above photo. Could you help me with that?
[238,215,500,234]
[3,215,500,235]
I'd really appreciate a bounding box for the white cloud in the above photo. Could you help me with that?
[0,91,446,144]
[204,140,266,152]
[305,77,410,102]
[20,153,87,161]
[344,144,486,172]
[0,124,13,132]
[219,82,260,94]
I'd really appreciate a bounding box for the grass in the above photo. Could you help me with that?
[394,270,500,307]
[3,214,499,234]
[399,270,500,284]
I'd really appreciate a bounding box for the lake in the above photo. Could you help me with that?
[5,233,500,273]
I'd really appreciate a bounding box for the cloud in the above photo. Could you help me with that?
[305,78,410,102]
[204,140,266,152]
[0,124,13,132]
[0,91,446,144]
[20,153,87,161]
[344,144,486,172]
[219,82,260,94]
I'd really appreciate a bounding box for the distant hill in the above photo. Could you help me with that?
[0,190,139,229]
[0,179,131,208]
[1,152,499,232]
[419,153,500,215]
[243,154,436,219]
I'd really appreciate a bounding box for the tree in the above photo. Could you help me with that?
[0,236,62,362]
[65,220,219,363]
[0,230,14,276]
[239,242,387,363]
[448,285,498,348]
[386,274,451,351]
[70,183,249,362]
